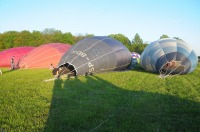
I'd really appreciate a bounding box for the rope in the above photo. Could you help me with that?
[43,72,69,82]
[90,104,126,132]
[43,78,57,82]
[164,68,186,78]
[159,61,170,75]
[158,62,185,78]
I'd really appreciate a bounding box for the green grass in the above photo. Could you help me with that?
[0,65,200,131]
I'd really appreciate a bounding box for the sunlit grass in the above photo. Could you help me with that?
[0,65,200,131]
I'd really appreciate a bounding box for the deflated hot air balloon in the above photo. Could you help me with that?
[140,38,198,76]
[129,52,140,69]
[0,46,35,68]
[19,43,71,69]
[131,52,140,63]
[55,36,131,76]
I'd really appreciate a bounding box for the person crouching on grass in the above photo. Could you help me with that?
[52,67,75,79]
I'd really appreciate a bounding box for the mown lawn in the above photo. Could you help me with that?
[0,65,200,131]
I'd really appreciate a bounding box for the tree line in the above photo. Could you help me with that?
[0,28,178,54]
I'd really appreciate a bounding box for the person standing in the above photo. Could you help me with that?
[11,56,15,70]
[49,63,54,70]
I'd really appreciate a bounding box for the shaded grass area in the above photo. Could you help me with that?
[0,65,200,131]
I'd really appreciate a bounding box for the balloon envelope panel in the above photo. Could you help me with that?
[58,36,131,76]
[140,38,198,74]
[0,46,35,67]
[19,43,71,69]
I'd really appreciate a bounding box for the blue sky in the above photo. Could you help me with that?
[0,0,200,55]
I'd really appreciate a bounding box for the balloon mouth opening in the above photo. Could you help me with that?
[159,60,185,75]
[52,63,77,76]
[61,63,77,76]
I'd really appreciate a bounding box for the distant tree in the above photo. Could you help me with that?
[109,33,131,48]
[51,30,63,43]
[132,33,143,45]
[0,33,4,51]
[31,31,45,46]
[129,34,148,53]
[173,37,182,40]
[160,34,169,39]
[129,43,148,54]
[14,30,33,47]
[52,31,75,44]
[0,29,150,54]
[41,29,76,44]
[0,34,5,51]
[0,31,18,49]
[42,28,59,35]
[73,33,94,43]
[42,28,61,44]
[61,32,75,44]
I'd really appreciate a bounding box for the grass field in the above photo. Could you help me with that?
[0,64,200,131]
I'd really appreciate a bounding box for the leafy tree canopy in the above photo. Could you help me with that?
[0,29,182,55]
[73,33,94,43]
[160,34,169,39]
[109,33,131,47]
[173,37,182,40]
[132,33,143,45]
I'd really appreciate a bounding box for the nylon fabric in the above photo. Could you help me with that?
[58,36,131,76]
[140,38,198,74]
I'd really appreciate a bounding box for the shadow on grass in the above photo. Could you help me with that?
[44,75,200,131]
[1,68,17,74]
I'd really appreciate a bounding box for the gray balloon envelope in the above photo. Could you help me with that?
[140,38,198,74]
[57,36,131,76]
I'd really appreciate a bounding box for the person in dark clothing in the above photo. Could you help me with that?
[52,66,75,79]
[11,56,15,70]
